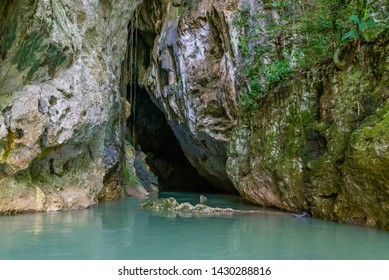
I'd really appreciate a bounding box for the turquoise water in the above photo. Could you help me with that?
[0,192,388,260]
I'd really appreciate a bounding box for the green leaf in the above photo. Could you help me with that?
[342,30,359,41]
[365,19,376,27]
[349,15,360,24]
[359,21,367,32]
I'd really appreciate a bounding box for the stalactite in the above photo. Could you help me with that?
[119,4,141,184]
[132,8,139,147]
[125,4,141,147]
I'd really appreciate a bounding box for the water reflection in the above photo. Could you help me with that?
[0,193,388,259]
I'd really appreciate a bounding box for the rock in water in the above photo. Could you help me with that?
[200,195,207,204]
[291,212,310,218]
[141,197,234,217]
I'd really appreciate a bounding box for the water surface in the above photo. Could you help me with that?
[0,192,388,259]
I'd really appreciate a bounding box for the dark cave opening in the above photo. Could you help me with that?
[127,85,216,193]
[124,12,227,194]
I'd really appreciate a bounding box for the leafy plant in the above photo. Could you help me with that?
[264,57,292,85]
[234,0,387,108]
[342,14,376,42]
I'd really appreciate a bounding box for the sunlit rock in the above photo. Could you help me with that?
[0,0,142,212]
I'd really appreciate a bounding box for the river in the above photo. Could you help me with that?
[0,192,388,259]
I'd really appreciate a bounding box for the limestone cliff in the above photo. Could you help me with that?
[227,38,389,229]
[1,0,389,231]
[224,1,389,229]
[0,0,140,212]
[131,0,389,230]
[132,0,239,192]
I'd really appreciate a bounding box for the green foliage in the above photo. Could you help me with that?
[342,14,377,42]
[297,0,348,68]
[234,0,388,108]
[235,5,253,61]
[264,57,292,86]
[235,3,296,107]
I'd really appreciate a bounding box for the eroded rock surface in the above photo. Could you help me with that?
[133,0,240,192]
[0,0,141,212]
[134,0,389,229]
[227,36,389,229]
[1,0,388,231]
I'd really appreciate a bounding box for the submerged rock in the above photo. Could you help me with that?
[142,197,179,212]
[142,197,255,217]
[291,212,310,218]
[142,197,235,214]
[200,194,207,204]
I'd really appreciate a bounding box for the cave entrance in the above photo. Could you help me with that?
[124,7,224,194]
[127,85,216,193]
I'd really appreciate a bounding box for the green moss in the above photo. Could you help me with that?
[141,199,155,208]
[2,128,16,160]
[85,27,96,39]
[46,43,69,78]
[100,0,113,15]
[299,110,317,127]
[14,170,34,185]
[26,60,41,81]
[123,161,142,188]
[0,21,17,59]
[11,31,71,80]
[142,198,178,211]
[13,31,46,72]
[48,44,67,65]
[358,101,389,132]
[351,108,389,161]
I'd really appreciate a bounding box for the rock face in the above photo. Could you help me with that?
[122,141,157,199]
[0,0,141,212]
[1,0,388,231]
[134,0,239,191]
[224,1,389,230]
[227,47,389,229]
[134,0,389,230]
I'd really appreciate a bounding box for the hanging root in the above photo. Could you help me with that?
[333,48,349,70]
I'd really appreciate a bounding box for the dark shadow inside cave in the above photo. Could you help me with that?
[127,85,216,193]
[124,16,226,194]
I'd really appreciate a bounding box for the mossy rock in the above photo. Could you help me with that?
[336,101,389,229]
[142,197,179,211]
[346,101,389,185]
